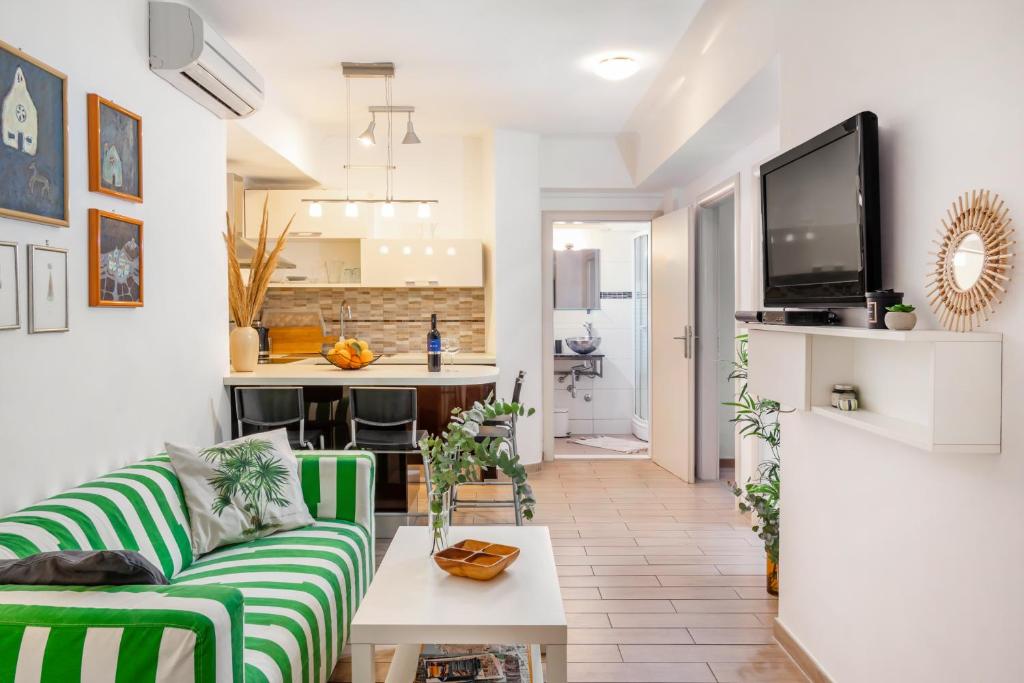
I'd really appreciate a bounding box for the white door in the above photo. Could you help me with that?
[650,207,696,483]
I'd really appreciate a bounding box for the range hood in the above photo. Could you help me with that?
[235,238,296,269]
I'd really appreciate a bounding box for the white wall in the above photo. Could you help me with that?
[539,136,634,190]
[0,0,228,514]
[553,225,643,436]
[490,130,543,464]
[634,0,1024,680]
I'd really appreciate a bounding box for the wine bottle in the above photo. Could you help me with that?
[427,313,442,372]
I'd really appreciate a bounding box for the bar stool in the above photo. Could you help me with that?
[345,387,426,515]
[448,371,527,525]
[234,386,324,449]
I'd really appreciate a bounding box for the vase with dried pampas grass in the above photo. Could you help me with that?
[225,198,294,371]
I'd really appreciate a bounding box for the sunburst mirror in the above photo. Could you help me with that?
[927,189,1015,331]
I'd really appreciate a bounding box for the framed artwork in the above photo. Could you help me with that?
[0,241,19,330]
[0,40,68,227]
[87,94,142,202]
[88,209,143,307]
[27,244,68,333]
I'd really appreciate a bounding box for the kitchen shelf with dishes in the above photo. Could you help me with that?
[746,323,1002,454]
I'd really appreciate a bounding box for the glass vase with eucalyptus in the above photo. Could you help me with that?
[420,395,537,555]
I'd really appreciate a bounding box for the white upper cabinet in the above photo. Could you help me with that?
[360,239,483,287]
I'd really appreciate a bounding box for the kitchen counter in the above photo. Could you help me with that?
[224,359,500,386]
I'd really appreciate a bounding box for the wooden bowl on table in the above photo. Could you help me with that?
[433,539,521,580]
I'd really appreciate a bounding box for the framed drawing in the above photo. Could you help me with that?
[0,241,19,330]
[87,94,142,202]
[0,40,68,227]
[27,244,68,333]
[89,209,143,307]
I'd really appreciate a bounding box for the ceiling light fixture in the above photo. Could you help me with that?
[595,56,639,81]
[380,202,395,218]
[402,113,421,145]
[357,114,376,146]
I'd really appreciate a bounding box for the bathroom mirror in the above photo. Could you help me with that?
[927,190,1015,331]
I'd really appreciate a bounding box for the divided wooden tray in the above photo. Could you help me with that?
[433,539,521,581]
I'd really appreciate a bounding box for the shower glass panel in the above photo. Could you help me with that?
[633,234,650,427]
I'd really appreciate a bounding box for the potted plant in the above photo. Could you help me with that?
[884,303,917,331]
[726,334,787,596]
[420,396,536,553]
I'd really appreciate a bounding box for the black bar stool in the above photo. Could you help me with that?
[234,386,324,449]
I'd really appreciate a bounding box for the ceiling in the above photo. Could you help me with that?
[192,0,703,137]
[226,125,317,188]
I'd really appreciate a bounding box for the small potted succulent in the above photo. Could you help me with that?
[885,303,917,331]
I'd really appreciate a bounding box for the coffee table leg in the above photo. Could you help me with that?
[546,644,567,683]
[352,643,376,683]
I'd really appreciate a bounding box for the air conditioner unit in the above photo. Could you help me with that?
[149,2,264,119]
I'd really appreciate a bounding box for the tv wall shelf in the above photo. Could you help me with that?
[745,324,1002,454]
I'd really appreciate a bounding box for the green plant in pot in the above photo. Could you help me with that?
[884,303,917,331]
[420,395,536,553]
[725,334,787,595]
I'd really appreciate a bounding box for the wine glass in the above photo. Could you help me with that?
[442,338,461,369]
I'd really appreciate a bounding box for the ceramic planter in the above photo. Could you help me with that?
[230,325,259,371]
[766,557,779,596]
[884,310,917,331]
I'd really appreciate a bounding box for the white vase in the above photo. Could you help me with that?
[884,311,917,331]
[230,326,260,371]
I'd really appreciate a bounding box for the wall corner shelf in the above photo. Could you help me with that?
[745,324,1002,454]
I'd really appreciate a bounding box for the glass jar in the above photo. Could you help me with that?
[831,384,859,411]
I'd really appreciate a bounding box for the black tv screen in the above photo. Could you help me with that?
[761,112,880,307]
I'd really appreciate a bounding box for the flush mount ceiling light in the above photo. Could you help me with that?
[594,56,639,81]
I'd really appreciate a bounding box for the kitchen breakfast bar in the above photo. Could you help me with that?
[223,357,500,529]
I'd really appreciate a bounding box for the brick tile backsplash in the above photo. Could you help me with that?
[261,287,486,353]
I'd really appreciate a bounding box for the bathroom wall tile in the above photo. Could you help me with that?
[593,388,635,421]
[569,419,595,436]
[594,419,634,436]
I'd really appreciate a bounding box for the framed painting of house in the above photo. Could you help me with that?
[0,40,69,227]
[87,94,142,203]
[0,241,19,330]
[27,244,68,333]
[89,209,143,307]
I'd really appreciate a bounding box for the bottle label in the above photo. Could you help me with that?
[429,338,441,352]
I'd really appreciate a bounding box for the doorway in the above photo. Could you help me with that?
[549,220,652,460]
[694,187,738,481]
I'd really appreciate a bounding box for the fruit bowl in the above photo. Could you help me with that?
[320,352,382,370]
[321,339,380,370]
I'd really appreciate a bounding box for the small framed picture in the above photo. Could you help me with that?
[87,94,142,203]
[27,243,68,333]
[0,241,19,330]
[0,39,69,227]
[89,209,143,307]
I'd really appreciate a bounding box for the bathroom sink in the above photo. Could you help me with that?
[564,337,601,354]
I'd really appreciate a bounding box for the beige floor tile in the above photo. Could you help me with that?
[561,586,602,599]
[559,575,661,587]
[609,613,763,628]
[688,628,775,644]
[708,660,807,682]
[567,644,622,662]
[657,575,766,587]
[567,613,612,628]
[567,662,716,682]
[594,565,722,576]
[618,644,790,663]
[670,599,779,614]
[569,628,695,645]
[599,586,740,600]
[564,599,676,613]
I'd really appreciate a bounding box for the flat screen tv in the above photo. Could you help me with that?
[760,111,881,308]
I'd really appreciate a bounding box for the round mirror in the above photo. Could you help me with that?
[951,231,985,291]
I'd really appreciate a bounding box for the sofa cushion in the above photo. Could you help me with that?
[172,519,372,683]
[0,456,194,578]
[166,430,316,556]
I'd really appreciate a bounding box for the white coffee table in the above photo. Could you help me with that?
[350,525,567,683]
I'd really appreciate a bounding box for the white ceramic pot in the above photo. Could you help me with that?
[230,325,259,371]
[884,311,917,331]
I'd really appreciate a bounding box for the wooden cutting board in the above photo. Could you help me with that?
[267,326,338,354]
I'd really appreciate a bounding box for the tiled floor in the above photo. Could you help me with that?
[555,435,650,460]
[335,459,805,682]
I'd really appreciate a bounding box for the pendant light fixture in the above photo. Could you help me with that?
[357,114,376,146]
[402,112,421,145]
[308,201,322,217]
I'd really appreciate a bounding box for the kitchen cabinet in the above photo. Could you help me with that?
[360,239,483,287]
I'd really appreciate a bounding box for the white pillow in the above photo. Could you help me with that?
[166,429,315,556]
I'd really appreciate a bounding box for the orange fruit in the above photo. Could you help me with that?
[359,349,373,363]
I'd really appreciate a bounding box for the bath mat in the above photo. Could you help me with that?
[570,436,649,454]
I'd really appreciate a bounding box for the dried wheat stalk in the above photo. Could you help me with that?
[224,196,294,328]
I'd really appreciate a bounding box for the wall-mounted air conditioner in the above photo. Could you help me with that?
[148,2,265,119]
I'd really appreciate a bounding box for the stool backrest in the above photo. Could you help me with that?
[511,370,526,404]
[235,386,306,442]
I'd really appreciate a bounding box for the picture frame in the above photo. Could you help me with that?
[87,94,142,203]
[0,241,19,330]
[0,39,69,227]
[27,243,68,333]
[89,209,143,307]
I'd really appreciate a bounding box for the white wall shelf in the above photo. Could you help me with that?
[746,324,1002,454]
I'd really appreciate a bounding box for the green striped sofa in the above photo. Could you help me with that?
[0,451,375,683]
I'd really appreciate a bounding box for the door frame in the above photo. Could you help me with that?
[694,175,743,481]
[541,210,662,462]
